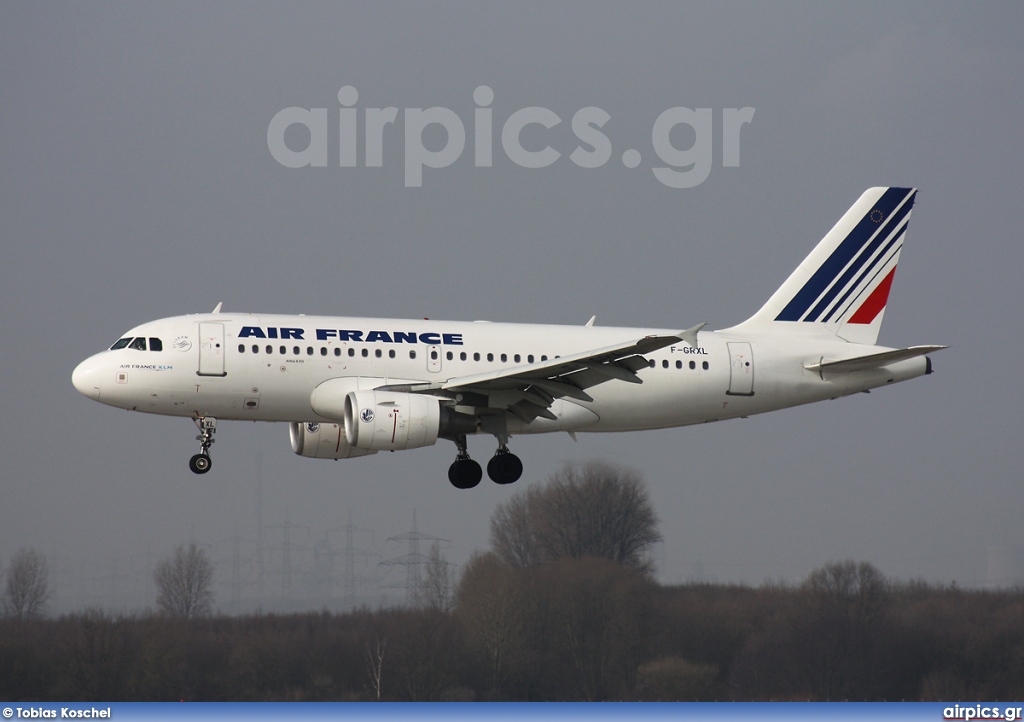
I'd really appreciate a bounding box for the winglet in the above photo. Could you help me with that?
[679,323,706,349]
[212,302,223,314]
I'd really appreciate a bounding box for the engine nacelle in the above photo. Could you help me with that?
[344,390,442,451]
[289,421,377,459]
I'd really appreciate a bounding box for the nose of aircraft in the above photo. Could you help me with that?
[72,355,104,400]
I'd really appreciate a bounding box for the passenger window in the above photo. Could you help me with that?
[662,360,669,369]
[702,361,709,370]
[348,348,355,357]
[689,361,696,370]
[514,354,521,363]
[460,352,467,361]
[446,351,453,361]
[252,345,259,354]
[238,344,245,353]
[320,347,327,356]
[501,353,508,362]
[293,346,300,355]
[541,355,547,361]
[676,360,682,369]
[110,338,132,350]
[375,349,382,358]
[280,346,286,355]
[473,352,480,361]
[361,349,369,358]
[130,338,147,351]
[487,353,494,362]
[149,338,163,351]
[410,350,417,359]
[528,355,534,363]
[267,345,273,355]
[648,359,655,368]
[334,348,341,357]
[431,351,438,360]
[389,350,395,359]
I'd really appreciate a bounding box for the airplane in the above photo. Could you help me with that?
[72,187,945,489]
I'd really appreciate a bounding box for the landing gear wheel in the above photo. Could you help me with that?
[190,417,217,475]
[487,450,523,485]
[189,453,212,475]
[448,458,482,489]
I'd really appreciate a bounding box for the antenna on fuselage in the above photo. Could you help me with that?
[211,302,223,314]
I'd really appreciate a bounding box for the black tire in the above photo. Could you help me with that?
[487,453,523,485]
[189,453,212,474]
[448,459,482,489]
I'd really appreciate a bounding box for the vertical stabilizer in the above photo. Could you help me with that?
[726,187,917,345]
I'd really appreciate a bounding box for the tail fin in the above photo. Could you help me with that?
[727,187,917,345]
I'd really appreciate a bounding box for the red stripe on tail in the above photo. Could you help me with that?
[849,267,896,325]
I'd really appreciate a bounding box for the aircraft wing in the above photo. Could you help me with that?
[381,324,704,422]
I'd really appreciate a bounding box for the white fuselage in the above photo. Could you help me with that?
[72,312,930,435]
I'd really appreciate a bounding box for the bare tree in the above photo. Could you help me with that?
[490,463,662,572]
[153,543,214,619]
[798,560,891,699]
[57,609,138,699]
[804,559,890,623]
[418,541,454,613]
[540,557,654,700]
[489,487,542,568]
[3,547,51,620]
[364,634,387,701]
[454,551,526,696]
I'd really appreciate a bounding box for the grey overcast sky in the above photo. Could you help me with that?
[3,2,1023,611]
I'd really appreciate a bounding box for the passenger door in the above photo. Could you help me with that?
[726,342,754,396]
[197,322,227,377]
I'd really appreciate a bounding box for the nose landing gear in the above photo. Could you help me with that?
[189,417,217,474]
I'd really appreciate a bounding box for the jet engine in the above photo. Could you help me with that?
[344,390,444,451]
[289,421,377,459]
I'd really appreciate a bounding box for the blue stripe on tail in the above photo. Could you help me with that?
[775,188,915,322]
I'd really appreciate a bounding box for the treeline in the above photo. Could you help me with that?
[6,466,1022,700]
[2,558,1023,701]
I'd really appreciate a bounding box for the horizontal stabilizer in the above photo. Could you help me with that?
[805,345,947,374]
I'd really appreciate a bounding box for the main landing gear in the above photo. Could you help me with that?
[448,435,482,489]
[487,445,523,485]
[189,417,217,474]
[447,436,523,489]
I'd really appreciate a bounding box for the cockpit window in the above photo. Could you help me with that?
[110,338,132,350]
[149,338,163,352]
[129,338,147,351]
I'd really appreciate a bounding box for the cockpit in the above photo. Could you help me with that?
[109,337,164,351]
